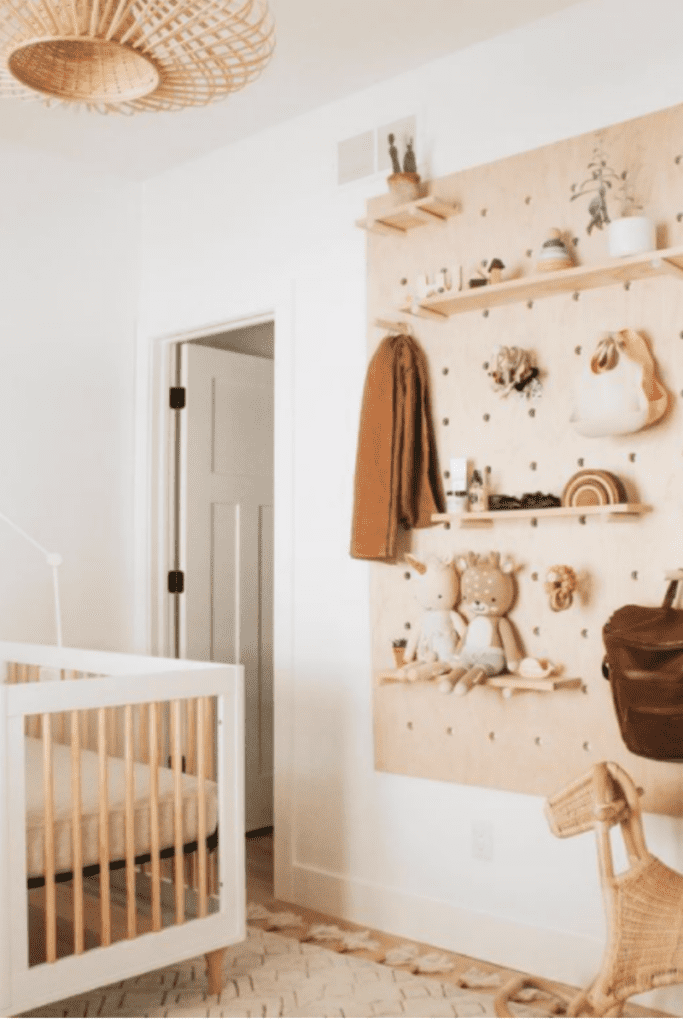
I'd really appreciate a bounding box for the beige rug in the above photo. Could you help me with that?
[20,927,560,1018]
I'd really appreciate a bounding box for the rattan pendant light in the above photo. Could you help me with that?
[0,0,274,111]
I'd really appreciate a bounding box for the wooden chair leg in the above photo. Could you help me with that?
[205,947,226,996]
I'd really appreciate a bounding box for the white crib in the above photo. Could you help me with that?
[0,641,245,1018]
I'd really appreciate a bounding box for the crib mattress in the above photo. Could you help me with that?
[25,737,218,879]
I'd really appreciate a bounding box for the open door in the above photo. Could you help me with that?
[177,342,274,832]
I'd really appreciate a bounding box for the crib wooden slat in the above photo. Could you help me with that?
[98,707,111,947]
[70,709,85,954]
[185,697,197,889]
[197,696,208,917]
[171,699,184,924]
[124,703,137,940]
[148,702,162,931]
[42,713,57,963]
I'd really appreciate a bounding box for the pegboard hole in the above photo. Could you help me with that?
[482,361,489,370]
[442,417,449,426]
[531,572,539,582]
[530,461,537,471]
[526,249,533,258]
[534,736,543,746]
[527,300,534,310]
[404,622,411,630]
[483,413,490,422]
[577,457,585,467]
[446,726,453,736]
[531,517,538,527]
[483,309,489,318]
[525,196,532,205]
[404,571,411,580]
[400,277,408,286]
[575,346,582,356]
[629,452,637,462]
[488,731,496,742]
[533,626,540,636]
[573,291,580,301]
[480,208,487,217]
[676,155,682,164]
[444,522,451,530]
[442,367,449,375]
[623,281,631,291]
[581,629,589,638]
[406,721,414,730]
[583,741,592,752]
[579,515,587,525]
[631,571,638,581]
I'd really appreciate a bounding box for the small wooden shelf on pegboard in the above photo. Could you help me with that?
[377,671,582,693]
[400,244,683,317]
[356,195,459,234]
[432,503,650,527]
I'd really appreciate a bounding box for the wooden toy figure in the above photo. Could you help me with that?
[384,553,466,682]
[438,551,524,695]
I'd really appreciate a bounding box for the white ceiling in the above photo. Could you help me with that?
[0,0,586,181]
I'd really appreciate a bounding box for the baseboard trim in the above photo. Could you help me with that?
[290,860,683,1015]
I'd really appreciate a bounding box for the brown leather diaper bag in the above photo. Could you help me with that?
[603,581,683,761]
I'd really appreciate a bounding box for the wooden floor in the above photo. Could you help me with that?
[247,830,669,1017]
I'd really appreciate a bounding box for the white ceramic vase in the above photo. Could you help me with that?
[607,216,655,258]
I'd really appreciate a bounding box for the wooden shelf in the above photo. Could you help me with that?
[400,244,683,317]
[356,195,459,235]
[433,503,649,527]
[378,671,582,693]
[485,674,582,694]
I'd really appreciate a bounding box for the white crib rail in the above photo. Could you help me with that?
[0,645,244,1018]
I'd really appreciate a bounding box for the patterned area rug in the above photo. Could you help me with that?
[21,928,559,1018]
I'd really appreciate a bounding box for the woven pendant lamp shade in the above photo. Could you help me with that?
[0,0,274,111]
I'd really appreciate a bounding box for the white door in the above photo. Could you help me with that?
[178,342,274,832]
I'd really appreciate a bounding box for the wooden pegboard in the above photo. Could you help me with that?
[366,102,683,814]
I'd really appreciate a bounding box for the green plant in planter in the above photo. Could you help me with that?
[570,142,624,234]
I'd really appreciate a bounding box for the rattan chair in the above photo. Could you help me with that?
[495,762,683,1017]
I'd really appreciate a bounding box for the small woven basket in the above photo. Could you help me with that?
[545,767,597,838]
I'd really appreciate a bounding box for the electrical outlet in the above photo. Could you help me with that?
[472,820,494,861]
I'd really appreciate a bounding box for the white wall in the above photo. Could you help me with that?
[138,0,683,1011]
[0,142,139,652]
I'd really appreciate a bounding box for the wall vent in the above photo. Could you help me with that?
[337,130,375,185]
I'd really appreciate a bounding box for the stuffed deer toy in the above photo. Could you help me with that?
[438,551,524,695]
[385,553,466,682]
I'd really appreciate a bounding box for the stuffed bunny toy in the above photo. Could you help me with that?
[385,553,466,682]
[438,551,524,695]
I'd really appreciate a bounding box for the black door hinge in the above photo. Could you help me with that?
[168,570,184,594]
[169,386,186,410]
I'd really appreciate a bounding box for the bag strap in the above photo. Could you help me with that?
[664,578,681,608]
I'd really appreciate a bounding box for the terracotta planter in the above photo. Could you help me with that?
[387,172,421,204]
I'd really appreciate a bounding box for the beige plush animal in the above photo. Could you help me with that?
[438,551,524,695]
[385,553,466,682]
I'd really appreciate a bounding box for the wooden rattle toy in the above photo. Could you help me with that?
[545,565,577,611]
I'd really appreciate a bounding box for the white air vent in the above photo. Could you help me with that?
[337,130,375,185]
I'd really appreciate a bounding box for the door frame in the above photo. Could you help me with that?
[134,285,296,901]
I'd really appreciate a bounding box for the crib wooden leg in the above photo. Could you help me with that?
[205,947,227,996]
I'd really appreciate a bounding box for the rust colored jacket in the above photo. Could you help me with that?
[350,333,445,561]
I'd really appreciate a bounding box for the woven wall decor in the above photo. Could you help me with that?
[0,0,274,112]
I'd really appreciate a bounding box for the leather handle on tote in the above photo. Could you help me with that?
[664,578,681,608]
